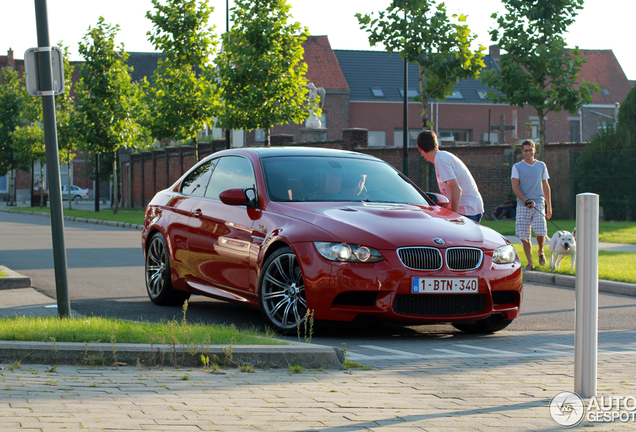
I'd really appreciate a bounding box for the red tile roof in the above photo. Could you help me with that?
[302,36,349,92]
[578,49,632,105]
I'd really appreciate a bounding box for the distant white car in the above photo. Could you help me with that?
[61,185,90,202]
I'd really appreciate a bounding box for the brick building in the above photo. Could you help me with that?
[2,37,633,212]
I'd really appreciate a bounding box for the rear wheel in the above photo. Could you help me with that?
[452,315,513,334]
[258,247,307,333]
[145,233,190,306]
[73,195,82,203]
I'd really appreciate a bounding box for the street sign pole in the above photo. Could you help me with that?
[33,0,71,317]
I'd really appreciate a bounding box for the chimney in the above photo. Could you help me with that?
[7,49,14,67]
[489,45,500,61]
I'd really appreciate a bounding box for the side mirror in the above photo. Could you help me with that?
[425,192,449,209]
[219,188,250,206]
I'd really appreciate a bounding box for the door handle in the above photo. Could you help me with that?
[192,209,202,218]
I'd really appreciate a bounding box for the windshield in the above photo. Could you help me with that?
[261,156,429,205]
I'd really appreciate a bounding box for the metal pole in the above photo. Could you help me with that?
[34,0,71,317]
[403,57,408,176]
[402,8,408,176]
[574,192,599,398]
[94,154,100,212]
[224,0,231,150]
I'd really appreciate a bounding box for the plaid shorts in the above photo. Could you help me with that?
[515,201,548,240]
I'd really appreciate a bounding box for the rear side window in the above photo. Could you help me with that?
[181,160,216,197]
[205,156,255,200]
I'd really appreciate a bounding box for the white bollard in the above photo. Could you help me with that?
[574,193,599,398]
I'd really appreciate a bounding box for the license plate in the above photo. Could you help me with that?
[412,277,478,294]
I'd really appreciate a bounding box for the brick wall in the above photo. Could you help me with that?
[125,130,584,218]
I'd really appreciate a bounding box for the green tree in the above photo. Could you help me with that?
[75,17,152,214]
[483,0,599,157]
[55,43,81,209]
[145,0,219,162]
[0,67,43,205]
[11,124,46,207]
[216,0,315,146]
[618,84,636,140]
[575,85,636,221]
[357,0,485,129]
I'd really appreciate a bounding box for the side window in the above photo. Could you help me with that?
[205,156,255,200]
[181,160,216,197]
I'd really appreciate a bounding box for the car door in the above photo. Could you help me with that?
[167,159,216,271]
[187,156,257,292]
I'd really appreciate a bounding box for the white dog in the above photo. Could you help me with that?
[548,229,577,270]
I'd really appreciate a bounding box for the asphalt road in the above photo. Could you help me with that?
[1,210,635,337]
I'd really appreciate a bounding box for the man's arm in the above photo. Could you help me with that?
[542,179,552,219]
[511,178,526,203]
[445,178,462,213]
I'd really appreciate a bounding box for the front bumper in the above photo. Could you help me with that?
[292,242,523,325]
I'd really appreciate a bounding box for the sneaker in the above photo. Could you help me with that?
[538,255,546,266]
[523,264,535,272]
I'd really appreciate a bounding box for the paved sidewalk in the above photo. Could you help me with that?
[1,342,635,431]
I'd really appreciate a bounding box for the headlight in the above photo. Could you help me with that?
[492,244,516,264]
[314,242,384,263]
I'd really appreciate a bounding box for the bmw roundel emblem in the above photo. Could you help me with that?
[433,238,445,245]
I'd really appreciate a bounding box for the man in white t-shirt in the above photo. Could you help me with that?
[417,130,484,222]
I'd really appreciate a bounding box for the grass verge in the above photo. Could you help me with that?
[511,244,636,284]
[481,219,636,244]
[7,206,146,225]
[0,315,286,346]
[10,208,636,245]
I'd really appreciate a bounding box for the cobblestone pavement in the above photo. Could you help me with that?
[1,346,636,431]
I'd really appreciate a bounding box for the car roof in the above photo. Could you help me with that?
[206,146,381,161]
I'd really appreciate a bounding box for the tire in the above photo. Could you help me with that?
[73,195,82,203]
[145,233,190,306]
[258,247,307,333]
[452,315,513,334]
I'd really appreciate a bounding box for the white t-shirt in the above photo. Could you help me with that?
[434,151,484,216]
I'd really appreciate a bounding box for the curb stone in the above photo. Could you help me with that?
[523,270,636,297]
[0,266,31,290]
[0,340,345,369]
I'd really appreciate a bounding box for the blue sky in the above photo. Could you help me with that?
[2,0,633,80]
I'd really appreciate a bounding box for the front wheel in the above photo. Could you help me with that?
[145,233,190,306]
[452,315,513,334]
[258,247,307,333]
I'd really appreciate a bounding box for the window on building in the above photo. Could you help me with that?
[438,129,469,142]
[570,120,580,142]
[447,91,463,99]
[255,129,265,142]
[399,89,419,99]
[394,129,420,147]
[368,131,386,147]
[371,89,384,97]
[477,91,488,100]
[0,174,6,193]
[530,119,539,140]
[601,89,610,96]
[33,161,46,190]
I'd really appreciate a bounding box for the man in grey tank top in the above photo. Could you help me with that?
[511,140,552,271]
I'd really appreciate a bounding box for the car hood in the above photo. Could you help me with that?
[278,202,508,250]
